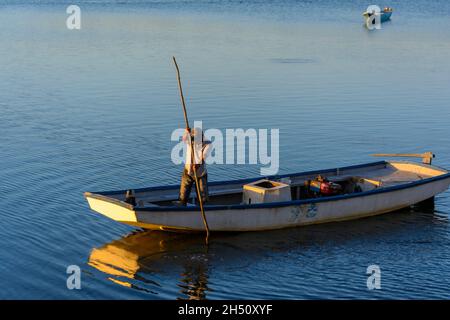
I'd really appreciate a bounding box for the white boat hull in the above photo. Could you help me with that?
[85,161,450,232]
[135,177,449,231]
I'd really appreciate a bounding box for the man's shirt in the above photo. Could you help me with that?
[183,132,212,177]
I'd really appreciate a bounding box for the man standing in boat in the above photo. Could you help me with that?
[178,127,212,206]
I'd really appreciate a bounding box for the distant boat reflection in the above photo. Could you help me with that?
[87,205,446,299]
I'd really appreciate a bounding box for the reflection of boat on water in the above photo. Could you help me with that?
[88,231,210,299]
[87,207,447,298]
[84,157,450,232]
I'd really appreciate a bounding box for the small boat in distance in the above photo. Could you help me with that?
[363,6,393,25]
[84,153,450,232]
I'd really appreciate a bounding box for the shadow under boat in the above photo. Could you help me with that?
[87,202,446,299]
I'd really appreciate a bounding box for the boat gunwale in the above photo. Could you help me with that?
[84,160,450,212]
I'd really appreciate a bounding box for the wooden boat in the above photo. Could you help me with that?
[84,154,450,232]
[363,6,393,24]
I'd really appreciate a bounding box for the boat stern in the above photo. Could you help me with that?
[84,192,138,224]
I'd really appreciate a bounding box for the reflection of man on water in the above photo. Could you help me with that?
[177,127,212,206]
[180,261,209,300]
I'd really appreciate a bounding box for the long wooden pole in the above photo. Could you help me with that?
[172,56,210,244]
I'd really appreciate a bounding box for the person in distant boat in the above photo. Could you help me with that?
[178,127,212,206]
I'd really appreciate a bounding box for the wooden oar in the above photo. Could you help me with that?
[172,56,210,244]
[372,152,435,165]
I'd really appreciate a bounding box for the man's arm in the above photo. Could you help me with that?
[182,128,191,144]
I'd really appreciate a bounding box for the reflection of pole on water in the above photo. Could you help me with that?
[178,257,210,300]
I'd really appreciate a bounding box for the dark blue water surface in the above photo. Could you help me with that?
[0,1,449,299]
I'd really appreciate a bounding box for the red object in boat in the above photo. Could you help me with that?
[310,179,342,195]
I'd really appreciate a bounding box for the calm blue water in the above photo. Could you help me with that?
[1,0,450,299]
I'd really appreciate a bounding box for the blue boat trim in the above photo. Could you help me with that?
[84,160,450,212]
